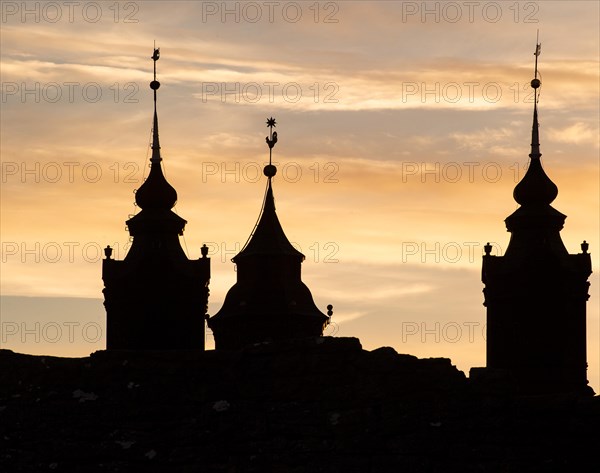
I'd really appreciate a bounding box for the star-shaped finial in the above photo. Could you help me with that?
[266,119,278,149]
[266,116,278,148]
[265,117,278,168]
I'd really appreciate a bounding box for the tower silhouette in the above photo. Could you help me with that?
[102,48,210,350]
[208,118,331,349]
[481,42,592,393]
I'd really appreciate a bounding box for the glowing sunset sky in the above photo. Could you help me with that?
[1,1,598,391]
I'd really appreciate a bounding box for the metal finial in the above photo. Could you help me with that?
[149,45,162,163]
[152,42,160,62]
[531,31,541,95]
[529,33,542,160]
[264,117,278,177]
[150,43,161,92]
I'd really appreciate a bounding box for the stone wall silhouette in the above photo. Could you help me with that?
[1,338,598,472]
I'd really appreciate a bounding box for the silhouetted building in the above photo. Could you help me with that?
[481,44,592,393]
[102,48,210,350]
[208,119,330,349]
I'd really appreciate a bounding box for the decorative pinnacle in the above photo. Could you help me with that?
[581,241,589,254]
[134,46,178,211]
[264,117,278,177]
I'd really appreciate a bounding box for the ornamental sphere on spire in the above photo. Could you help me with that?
[264,164,277,177]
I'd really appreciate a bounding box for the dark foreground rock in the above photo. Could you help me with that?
[1,337,598,472]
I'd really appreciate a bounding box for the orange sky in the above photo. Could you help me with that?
[1,1,599,391]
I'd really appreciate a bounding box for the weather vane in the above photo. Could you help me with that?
[264,117,278,177]
[150,42,161,98]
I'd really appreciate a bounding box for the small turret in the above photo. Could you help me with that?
[208,118,330,350]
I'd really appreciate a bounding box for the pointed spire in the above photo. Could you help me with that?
[529,101,541,160]
[150,104,161,164]
[529,37,542,161]
[134,45,178,211]
[234,117,303,261]
[512,36,558,207]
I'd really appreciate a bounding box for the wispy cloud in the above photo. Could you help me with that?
[548,122,600,147]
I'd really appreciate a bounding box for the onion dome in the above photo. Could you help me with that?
[512,102,558,207]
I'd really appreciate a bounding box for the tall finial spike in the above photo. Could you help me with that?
[530,33,542,160]
[264,117,278,177]
[150,45,161,163]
